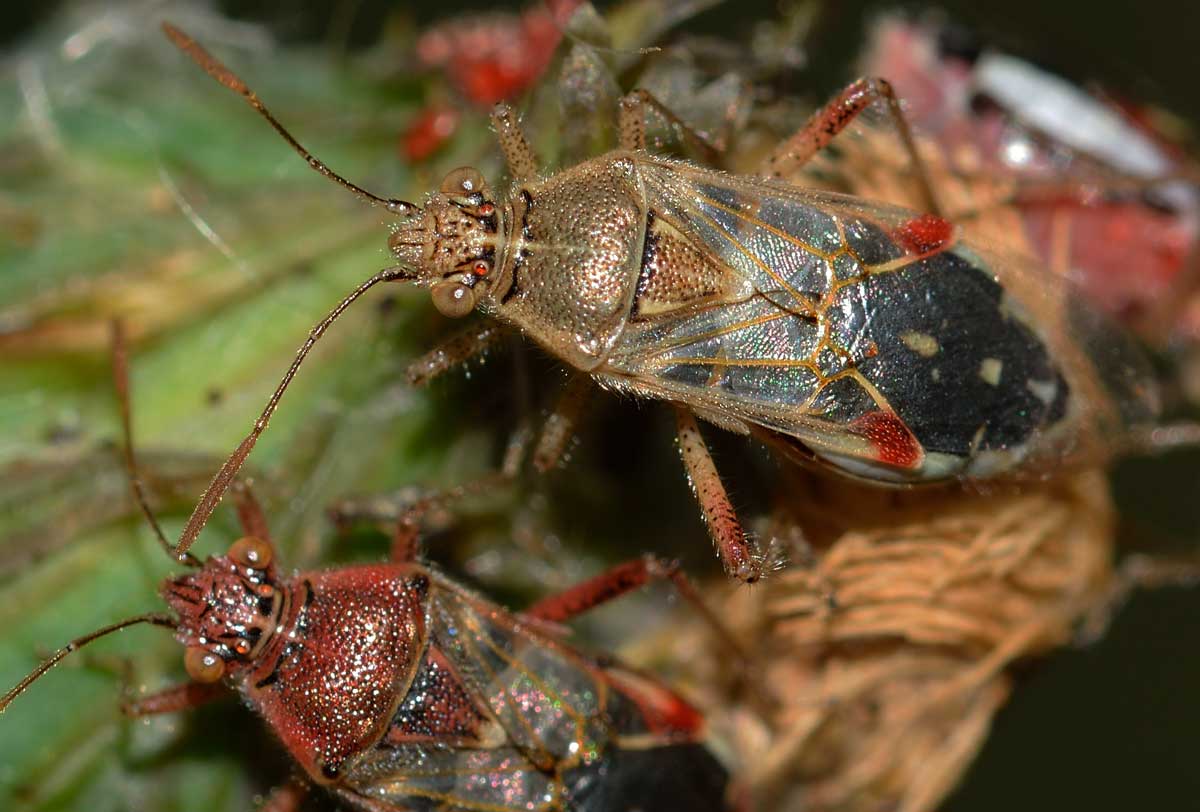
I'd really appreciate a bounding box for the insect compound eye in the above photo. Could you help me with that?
[228,536,273,570]
[184,645,226,683]
[430,276,477,318]
[316,758,341,783]
[439,166,486,197]
[471,259,491,277]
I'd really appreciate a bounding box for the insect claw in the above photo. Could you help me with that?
[758,537,791,578]
[731,555,764,585]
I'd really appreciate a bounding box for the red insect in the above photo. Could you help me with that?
[0,328,736,812]
[402,0,582,161]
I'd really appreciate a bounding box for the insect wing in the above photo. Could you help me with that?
[343,582,616,810]
[602,160,1158,481]
[430,586,615,761]
[342,744,555,811]
[424,586,728,812]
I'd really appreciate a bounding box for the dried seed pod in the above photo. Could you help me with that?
[641,470,1118,812]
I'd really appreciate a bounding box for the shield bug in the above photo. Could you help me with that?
[159,24,1162,583]
[0,325,737,812]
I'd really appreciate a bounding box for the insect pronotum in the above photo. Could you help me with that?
[159,23,1161,583]
[0,324,738,812]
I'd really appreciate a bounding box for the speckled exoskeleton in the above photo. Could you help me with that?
[161,24,1160,582]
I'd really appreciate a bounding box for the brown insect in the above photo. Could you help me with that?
[159,24,1161,583]
[0,325,739,812]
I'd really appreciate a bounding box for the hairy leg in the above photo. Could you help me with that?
[763,77,942,215]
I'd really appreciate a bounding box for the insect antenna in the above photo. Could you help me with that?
[0,613,177,713]
[161,23,418,217]
[157,24,424,557]
[110,321,202,568]
[172,265,416,559]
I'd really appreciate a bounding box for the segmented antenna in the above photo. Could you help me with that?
[0,614,176,713]
[110,321,202,568]
[172,266,415,559]
[1,327,200,713]
[161,22,418,217]
[158,23,425,558]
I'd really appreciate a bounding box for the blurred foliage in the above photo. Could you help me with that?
[0,6,472,810]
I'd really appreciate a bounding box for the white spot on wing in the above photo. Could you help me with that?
[900,331,939,357]
[979,358,1003,386]
[1027,377,1058,406]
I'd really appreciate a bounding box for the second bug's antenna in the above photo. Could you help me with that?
[161,22,419,217]
[171,266,415,559]
[110,321,203,568]
[158,24,426,557]
[0,613,177,714]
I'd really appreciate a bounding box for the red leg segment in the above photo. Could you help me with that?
[261,778,309,812]
[524,554,749,661]
[231,480,273,545]
[762,77,942,215]
[405,323,507,387]
[121,681,226,717]
[675,407,763,583]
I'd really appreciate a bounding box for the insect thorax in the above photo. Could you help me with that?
[492,153,649,369]
[242,565,430,784]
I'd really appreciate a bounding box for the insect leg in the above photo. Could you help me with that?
[675,407,764,583]
[110,322,202,567]
[532,374,592,472]
[327,486,431,530]
[405,323,509,387]
[121,681,226,717]
[524,554,749,661]
[261,778,310,812]
[388,498,430,564]
[328,475,513,563]
[326,489,436,562]
[947,173,1186,227]
[230,480,273,545]
[1078,553,1200,644]
[762,77,943,216]
[490,103,540,181]
[618,89,721,163]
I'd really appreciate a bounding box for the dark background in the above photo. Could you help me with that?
[4,2,1197,811]
[7,0,1198,123]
